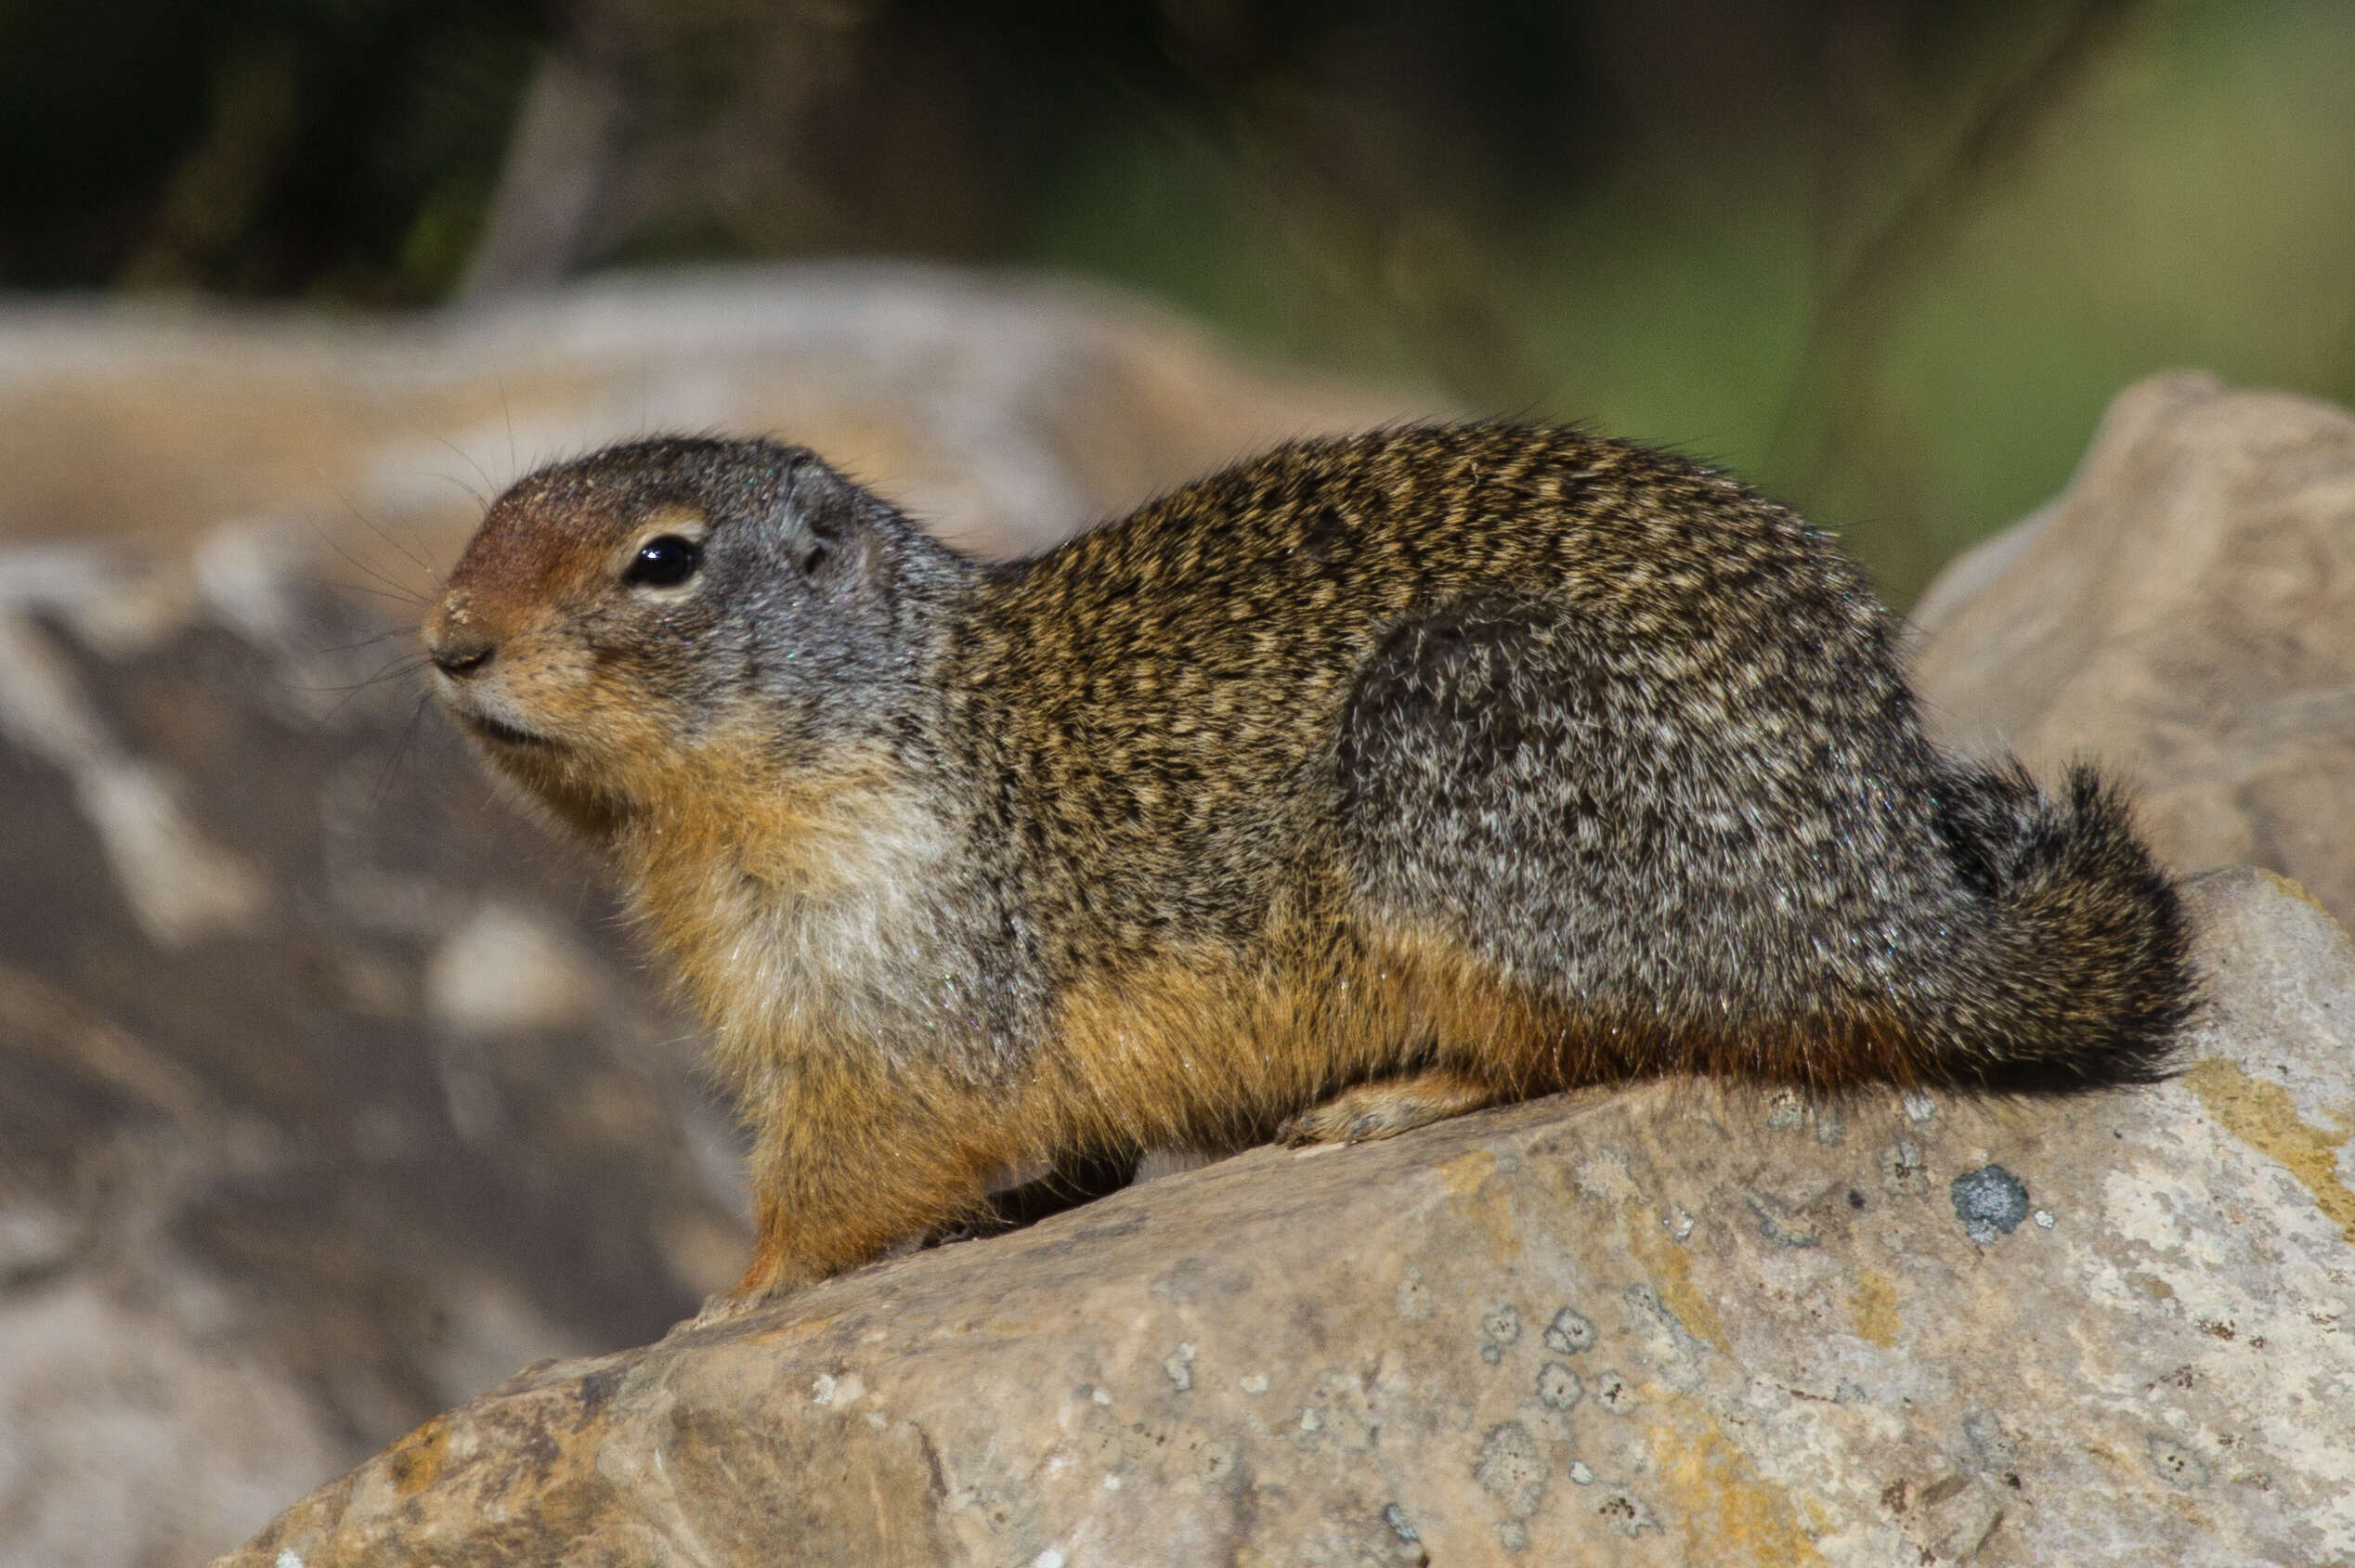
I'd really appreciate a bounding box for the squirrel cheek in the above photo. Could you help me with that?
[469,636,597,729]
[549,656,706,763]
[588,699,689,763]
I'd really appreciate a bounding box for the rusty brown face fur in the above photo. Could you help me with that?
[428,424,2191,1314]
[427,439,959,838]
[428,495,707,836]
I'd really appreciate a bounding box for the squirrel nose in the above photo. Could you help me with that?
[427,629,496,678]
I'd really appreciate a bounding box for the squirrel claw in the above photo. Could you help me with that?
[1280,1072,1502,1148]
[668,1291,757,1335]
[1280,1106,1393,1147]
[675,1274,811,1334]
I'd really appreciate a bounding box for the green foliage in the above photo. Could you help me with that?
[0,0,543,300]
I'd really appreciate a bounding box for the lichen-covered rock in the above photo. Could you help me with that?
[224,867,2355,1567]
[1910,371,2355,927]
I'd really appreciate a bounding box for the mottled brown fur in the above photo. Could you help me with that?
[423,424,2191,1308]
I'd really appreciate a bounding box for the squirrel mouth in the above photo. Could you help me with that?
[460,711,560,750]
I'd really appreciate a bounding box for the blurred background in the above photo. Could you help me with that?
[4,2,2354,1562]
[6,0,2351,598]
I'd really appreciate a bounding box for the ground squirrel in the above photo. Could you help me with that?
[423,423,2192,1309]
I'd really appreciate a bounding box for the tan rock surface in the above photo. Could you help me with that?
[224,868,2355,1567]
[1910,371,2355,926]
[0,263,1427,568]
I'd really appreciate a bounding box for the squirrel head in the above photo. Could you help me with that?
[424,437,963,841]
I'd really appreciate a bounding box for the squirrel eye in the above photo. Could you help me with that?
[623,535,701,589]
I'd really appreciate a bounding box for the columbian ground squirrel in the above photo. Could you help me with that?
[424,424,2192,1310]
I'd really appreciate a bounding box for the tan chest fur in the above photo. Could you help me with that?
[614,747,966,1092]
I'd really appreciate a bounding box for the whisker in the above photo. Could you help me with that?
[299,522,436,609]
[432,467,488,509]
[371,693,433,810]
[293,578,432,610]
[309,654,436,716]
[420,471,488,510]
[306,624,423,658]
[285,649,432,692]
[433,434,501,507]
[333,485,444,583]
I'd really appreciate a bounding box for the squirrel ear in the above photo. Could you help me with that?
[791,513,838,579]
[778,463,882,590]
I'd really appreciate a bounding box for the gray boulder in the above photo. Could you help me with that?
[0,266,1429,1568]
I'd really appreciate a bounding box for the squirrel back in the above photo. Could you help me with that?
[947,427,2187,1095]
[424,422,2192,1302]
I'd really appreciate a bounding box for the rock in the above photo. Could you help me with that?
[0,266,1430,1568]
[222,868,2355,1566]
[1910,371,2355,927]
[0,554,740,1568]
[0,262,1428,571]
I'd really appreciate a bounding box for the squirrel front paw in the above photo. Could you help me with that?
[662,1240,826,1336]
[665,1271,815,1337]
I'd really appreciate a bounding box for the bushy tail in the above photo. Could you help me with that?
[1925,760,2194,1090]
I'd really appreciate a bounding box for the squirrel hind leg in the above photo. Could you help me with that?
[1280,1069,1500,1147]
